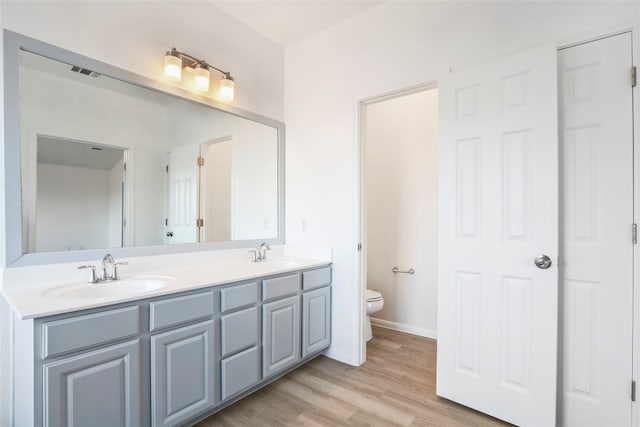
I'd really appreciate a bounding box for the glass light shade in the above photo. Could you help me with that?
[219,77,235,101]
[164,54,182,81]
[194,65,210,92]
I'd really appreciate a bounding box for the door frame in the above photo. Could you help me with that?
[356,81,438,363]
[557,26,639,427]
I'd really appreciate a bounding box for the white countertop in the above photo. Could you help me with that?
[2,255,331,320]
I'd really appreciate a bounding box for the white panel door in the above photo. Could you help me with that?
[559,32,634,427]
[166,144,200,244]
[437,45,558,426]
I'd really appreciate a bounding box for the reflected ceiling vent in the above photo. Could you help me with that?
[70,65,100,78]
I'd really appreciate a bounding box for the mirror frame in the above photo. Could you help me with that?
[3,30,285,267]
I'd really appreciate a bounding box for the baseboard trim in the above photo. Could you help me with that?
[370,318,437,339]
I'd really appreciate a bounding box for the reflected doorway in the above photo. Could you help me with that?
[164,136,233,244]
[32,135,128,252]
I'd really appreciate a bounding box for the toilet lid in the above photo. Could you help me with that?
[366,289,382,302]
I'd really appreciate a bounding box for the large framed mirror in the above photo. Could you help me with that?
[3,30,285,266]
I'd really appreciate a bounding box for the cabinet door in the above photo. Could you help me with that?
[262,295,300,378]
[302,286,331,358]
[151,320,216,427]
[43,340,141,427]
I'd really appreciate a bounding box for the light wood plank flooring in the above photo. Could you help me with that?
[195,326,510,426]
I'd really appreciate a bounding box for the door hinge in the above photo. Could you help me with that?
[633,223,637,244]
[633,66,637,88]
[632,380,636,402]
[197,157,204,167]
[196,218,204,228]
[165,165,169,173]
[123,162,127,172]
[357,243,362,251]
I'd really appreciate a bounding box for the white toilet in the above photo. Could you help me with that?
[365,289,384,342]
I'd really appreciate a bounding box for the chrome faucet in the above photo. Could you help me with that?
[250,243,271,262]
[78,253,128,284]
[100,253,115,280]
[259,243,271,261]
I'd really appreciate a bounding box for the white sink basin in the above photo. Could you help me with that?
[42,275,175,300]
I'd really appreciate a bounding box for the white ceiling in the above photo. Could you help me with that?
[210,1,384,47]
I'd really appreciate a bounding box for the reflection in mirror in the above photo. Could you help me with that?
[19,49,279,255]
[34,136,127,252]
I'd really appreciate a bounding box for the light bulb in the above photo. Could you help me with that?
[194,65,210,92]
[220,76,235,101]
[164,52,182,81]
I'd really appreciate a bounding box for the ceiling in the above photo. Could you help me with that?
[210,1,384,47]
[38,135,125,171]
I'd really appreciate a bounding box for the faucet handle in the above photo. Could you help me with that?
[77,265,98,284]
[260,243,271,261]
[249,249,258,262]
[111,261,128,280]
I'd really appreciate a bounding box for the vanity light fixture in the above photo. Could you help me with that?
[163,47,235,100]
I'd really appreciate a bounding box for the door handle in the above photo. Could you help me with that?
[534,254,552,269]
[166,231,174,237]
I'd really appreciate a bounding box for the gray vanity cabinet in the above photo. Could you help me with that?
[38,305,143,427]
[43,339,141,427]
[262,294,301,377]
[301,267,332,358]
[21,265,331,427]
[219,281,260,400]
[150,290,216,427]
[302,286,331,358]
[151,320,216,427]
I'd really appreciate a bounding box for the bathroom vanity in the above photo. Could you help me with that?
[0,31,332,427]
[5,259,331,426]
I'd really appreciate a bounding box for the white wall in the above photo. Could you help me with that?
[285,1,640,365]
[365,88,438,337]
[230,122,278,240]
[36,163,111,252]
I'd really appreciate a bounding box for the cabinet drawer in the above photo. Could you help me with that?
[221,346,260,400]
[150,290,214,331]
[42,305,140,359]
[262,274,300,301]
[302,267,331,291]
[221,306,258,358]
[220,281,258,314]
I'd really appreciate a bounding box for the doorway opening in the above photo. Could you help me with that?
[359,83,439,361]
[30,135,129,252]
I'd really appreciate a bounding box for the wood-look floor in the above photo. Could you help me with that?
[195,326,511,426]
